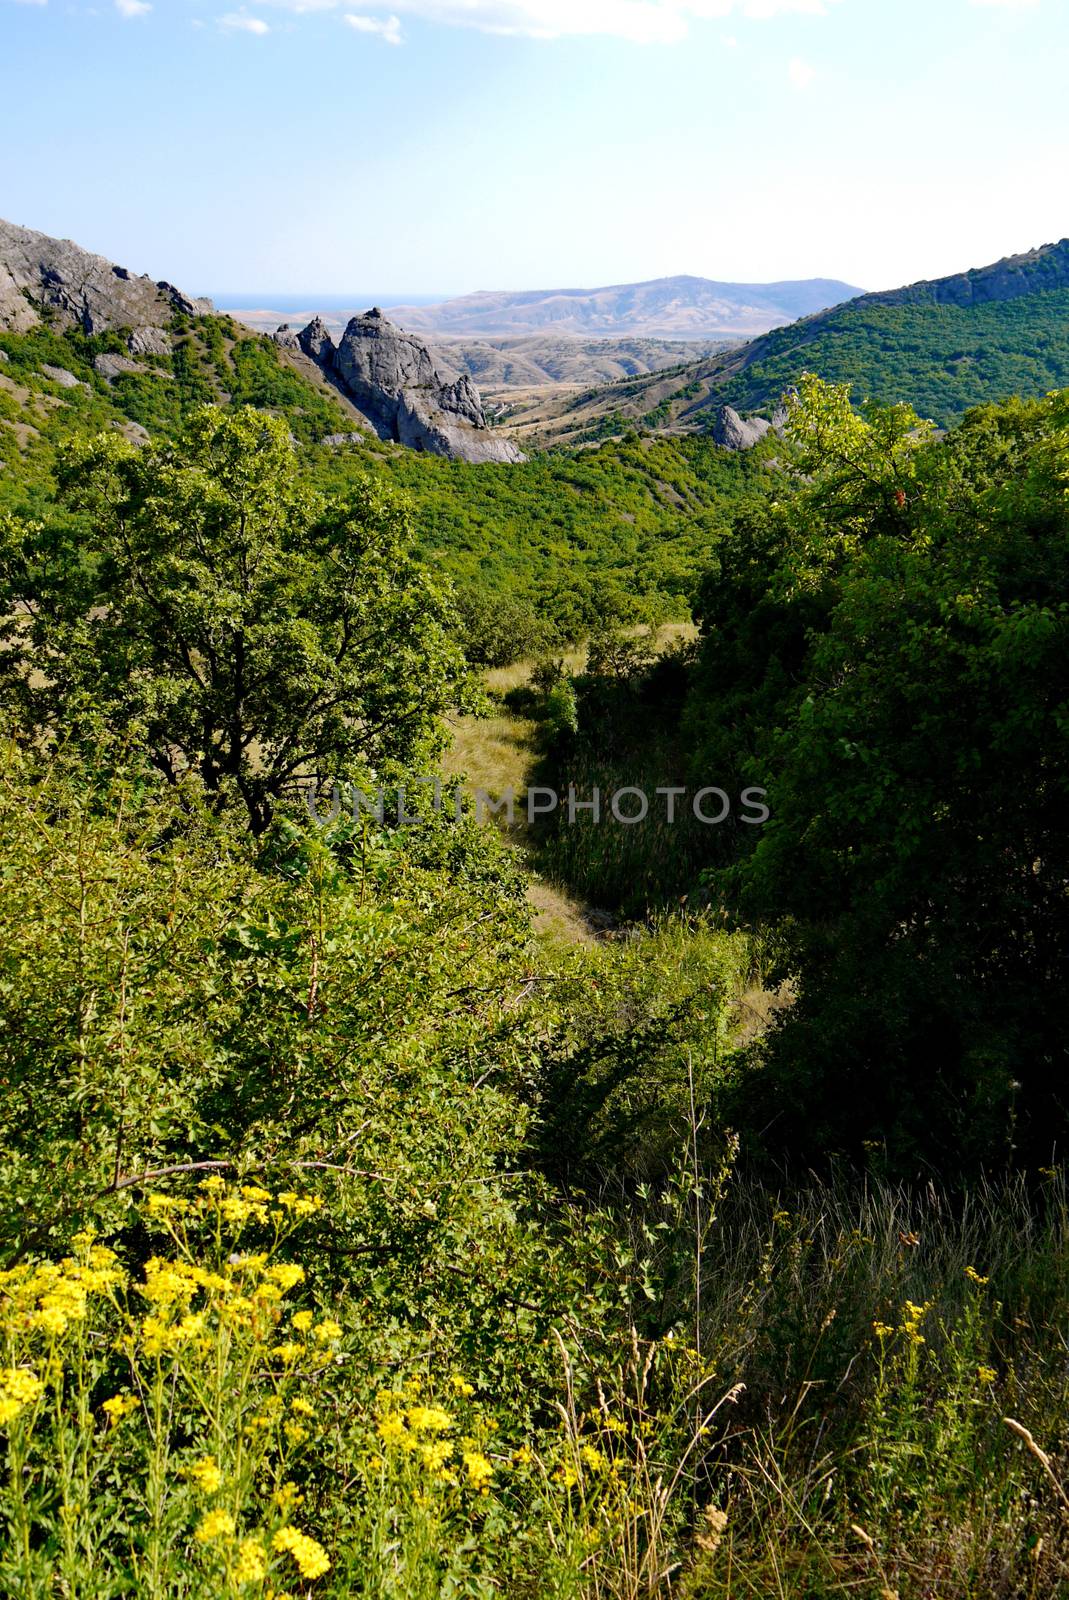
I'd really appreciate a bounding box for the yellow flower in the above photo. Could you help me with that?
[1,1369,44,1405]
[966,1266,990,1286]
[272,1343,303,1365]
[512,1445,533,1466]
[233,1538,267,1584]
[188,1456,224,1494]
[977,1365,998,1385]
[406,1406,453,1434]
[101,1394,140,1425]
[274,1482,305,1513]
[272,1526,331,1580]
[142,1260,197,1309]
[199,1175,227,1195]
[291,1312,314,1333]
[580,1443,607,1472]
[284,1422,310,1446]
[420,1438,454,1472]
[463,1450,494,1493]
[0,1397,24,1425]
[266,1264,305,1292]
[312,1320,341,1344]
[241,1185,273,1203]
[872,1321,895,1340]
[290,1398,315,1416]
[376,1413,408,1447]
[195,1509,236,1542]
[449,1374,475,1397]
[276,1193,323,1218]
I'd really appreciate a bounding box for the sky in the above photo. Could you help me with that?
[1,0,1067,298]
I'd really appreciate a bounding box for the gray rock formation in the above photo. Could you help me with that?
[307,308,524,464]
[128,326,172,357]
[94,352,164,381]
[713,405,771,451]
[0,217,212,341]
[322,431,369,448]
[297,317,336,368]
[272,324,300,350]
[40,363,86,390]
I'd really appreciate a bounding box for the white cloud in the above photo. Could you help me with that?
[345,10,402,41]
[115,0,151,15]
[788,54,815,88]
[256,0,842,43]
[220,9,270,29]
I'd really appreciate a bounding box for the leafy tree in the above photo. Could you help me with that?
[686,381,1069,1168]
[0,407,472,834]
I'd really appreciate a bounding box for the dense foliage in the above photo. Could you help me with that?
[718,288,1069,426]
[680,378,1069,1169]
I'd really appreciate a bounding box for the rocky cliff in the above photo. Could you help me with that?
[286,308,525,464]
[848,238,1069,312]
[0,218,212,348]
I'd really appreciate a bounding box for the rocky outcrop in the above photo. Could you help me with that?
[94,352,165,381]
[297,307,525,465]
[0,218,212,343]
[297,316,337,368]
[40,364,87,391]
[851,237,1069,312]
[713,405,771,451]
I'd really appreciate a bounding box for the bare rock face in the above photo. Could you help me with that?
[297,316,336,368]
[128,326,172,357]
[273,324,300,351]
[40,363,87,390]
[0,217,212,340]
[94,352,163,381]
[713,405,772,451]
[305,308,524,465]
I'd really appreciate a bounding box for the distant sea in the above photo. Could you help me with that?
[209,293,447,312]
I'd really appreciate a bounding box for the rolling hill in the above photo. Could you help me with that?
[384,274,862,340]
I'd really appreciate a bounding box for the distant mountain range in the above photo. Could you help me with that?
[385,275,864,341]
[510,238,1069,445]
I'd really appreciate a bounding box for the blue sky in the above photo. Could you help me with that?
[1,0,1066,297]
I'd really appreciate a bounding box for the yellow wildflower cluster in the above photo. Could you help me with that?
[123,1243,334,1366]
[146,1179,323,1238]
[0,1365,45,1426]
[0,1240,125,1341]
[899,1299,933,1346]
[187,1456,224,1494]
[233,1537,267,1584]
[373,1383,501,1493]
[463,1450,494,1494]
[196,1508,237,1542]
[101,1393,140,1426]
[965,1266,990,1286]
[272,1525,331,1580]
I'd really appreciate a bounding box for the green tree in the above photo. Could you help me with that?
[0,406,471,833]
[686,382,1069,1169]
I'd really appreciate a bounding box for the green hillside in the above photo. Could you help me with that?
[716,286,1069,425]
[0,314,765,642]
